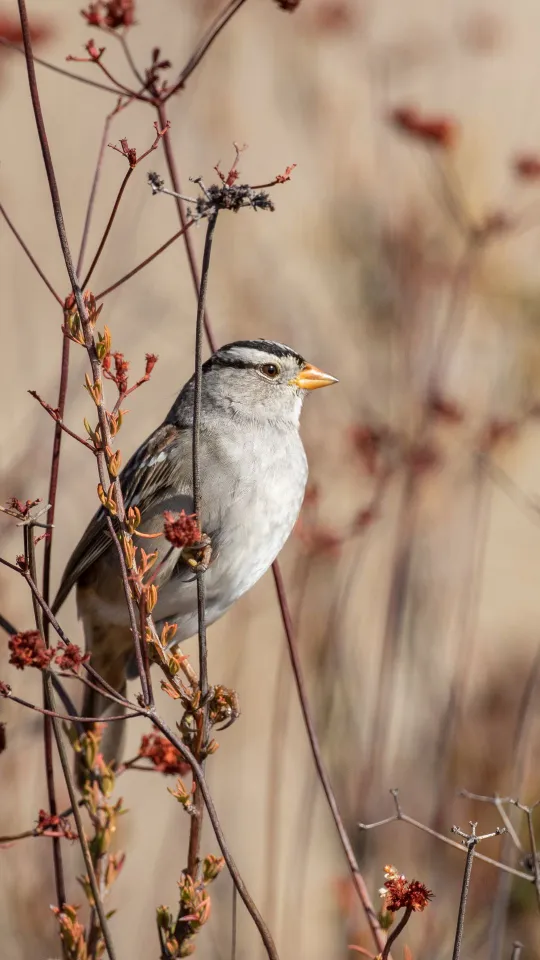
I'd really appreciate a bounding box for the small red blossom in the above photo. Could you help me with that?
[139,733,191,776]
[384,876,433,913]
[514,154,540,181]
[4,496,42,519]
[15,555,28,571]
[103,350,130,394]
[163,510,201,549]
[274,163,297,183]
[55,643,90,673]
[391,106,458,149]
[8,631,55,671]
[81,0,135,29]
[145,353,158,377]
[36,809,77,841]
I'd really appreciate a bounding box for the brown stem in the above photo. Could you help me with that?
[382,907,412,960]
[83,167,133,288]
[0,202,63,305]
[271,563,388,955]
[95,219,194,299]
[165,0,249,99]
[77,110,116,275]
[0,36,125,96]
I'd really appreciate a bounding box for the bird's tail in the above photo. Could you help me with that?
[75,623,132,788]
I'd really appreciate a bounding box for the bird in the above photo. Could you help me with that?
[52,339,337,768]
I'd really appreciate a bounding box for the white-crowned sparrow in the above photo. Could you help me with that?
[52,339,337,763]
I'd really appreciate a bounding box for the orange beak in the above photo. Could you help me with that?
[290,362,339,391]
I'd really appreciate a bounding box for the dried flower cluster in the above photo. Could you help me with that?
[7,631,89,673]
[379,865,433,913]
[81,0,135,29]
[139,733,191,776]
[163,511,202,549]
[36,809,77,841]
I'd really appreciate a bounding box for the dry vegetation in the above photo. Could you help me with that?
[2,1,540,958]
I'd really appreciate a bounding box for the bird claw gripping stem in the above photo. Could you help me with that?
[181,535,213,572]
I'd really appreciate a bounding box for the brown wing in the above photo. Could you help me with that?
[52,422,192,614]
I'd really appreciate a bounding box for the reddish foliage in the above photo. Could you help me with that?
[391,106,458,149]
[36,809,77,841]
[274,163,297,183]
[139,733,191,775]
[55,643,90,673]
[427,393,465,424]
[163,510,201,549]
[350,425,388,476]
[295,517,342,557]
[407,442,441,474]
[81,0,136,29]
[8,631,54,671]
[0,14,53,50]
[514,154,540,181]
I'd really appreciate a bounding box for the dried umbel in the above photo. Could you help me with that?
[379,865,433,913]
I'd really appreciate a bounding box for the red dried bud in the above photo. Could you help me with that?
[163,511,201,549]
[139,733,191,776]
[55,643,90,673]
[383,874,433,913]
[145,353,158,377]
[391,106,458,149]
[8,631,55,670]
[514,155,540,181]
[36,809,77,841]
[0,681,11,697]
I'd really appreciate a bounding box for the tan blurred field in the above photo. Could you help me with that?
[3,0,540,957]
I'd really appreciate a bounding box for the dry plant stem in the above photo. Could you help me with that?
[358,792,531,882]
[77,110,116,274]
[166,0,249,98]
[150,715,280,960]
[95,219,195,300]
[0,202,63,304]
[155,103,217,351]
[382,907,412,960]
[271,563,388,954]
[0,36,127,96]
[5,690,139,724]
[83,167,133,287]
[16,0,151,711]
[174,212,218,948]
[23,527,67,922]
[452,830,478,960]
[511,944,523,960]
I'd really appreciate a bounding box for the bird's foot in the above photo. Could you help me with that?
[181,534,213,572]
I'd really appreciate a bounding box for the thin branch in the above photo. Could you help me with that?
[166,0,249,99]
[0,202,63,305]
[95,219,195,299]
[156,103,217,350]
[77,108,117,275]
[450,823,504,960]
[149,715,280,960]
[382,907,412,960]
[358,792,529,882]
[271,563,388,954]
[82,167,133,288]
[4,688,140,724]
[0,36,126,95]
[28,390,95,452]
[23,525,67,921]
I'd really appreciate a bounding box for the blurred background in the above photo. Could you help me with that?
[2,0,540,957]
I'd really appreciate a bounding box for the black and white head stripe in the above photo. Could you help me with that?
[204,340,305,371]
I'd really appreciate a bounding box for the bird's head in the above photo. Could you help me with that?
[197,339,338,425]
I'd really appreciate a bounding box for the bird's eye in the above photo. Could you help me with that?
[260,362,281,379]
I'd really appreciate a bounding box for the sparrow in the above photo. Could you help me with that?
[52,339,337,766]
